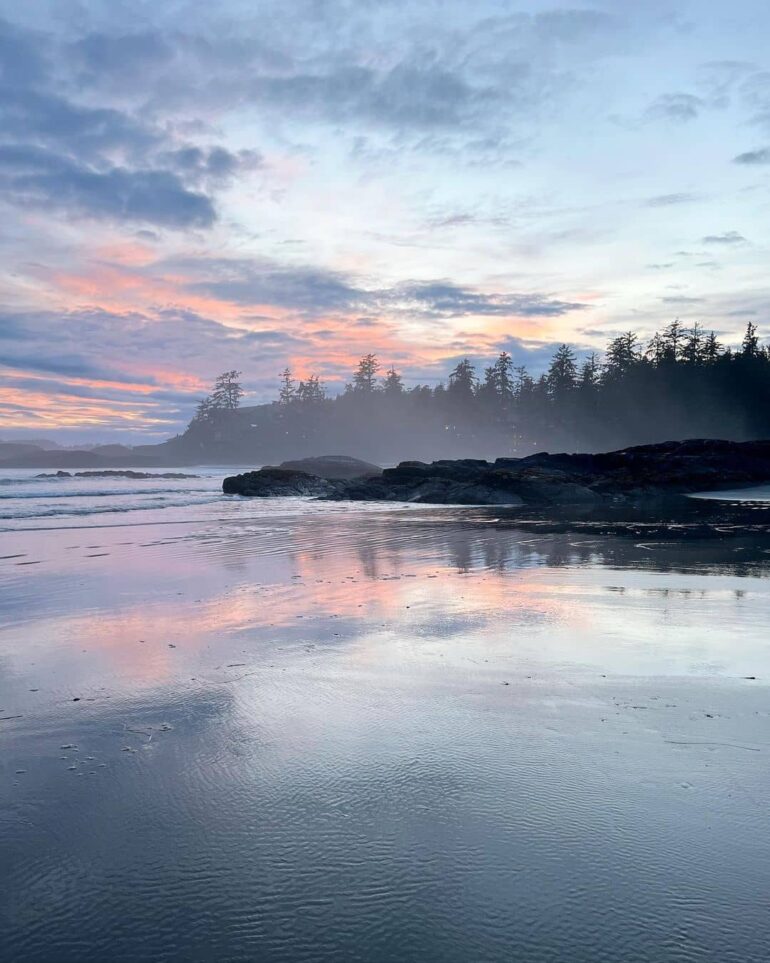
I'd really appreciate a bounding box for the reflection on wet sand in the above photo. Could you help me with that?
[5,510,770,678]
[1,506,770,962]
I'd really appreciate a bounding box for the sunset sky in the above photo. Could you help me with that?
[1,0,769,441]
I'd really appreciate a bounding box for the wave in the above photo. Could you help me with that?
[0,486,211,501]
[0,476,50,486]
[0,493,224,521]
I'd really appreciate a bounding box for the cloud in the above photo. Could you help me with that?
[72,29,174,82]
[702,231,747,245]
[0,145,216,228]
[0,85,161,158]
[0,21,260,231]
[532,9,618,44]
[179,258,363,311]
[733,147,770,164]
[168,257,586,319]
[424,208,510,230]
[0,16,49,86]
[738,70,770,131]
[696,60,754,103]
[388,281,584,318]
[0,306,303,410]
[426,212,481,229]
[39,5,644,158]
[251,62,488,132]
[645,193,698,207]
[646,93,704,123]
[159,145,263,187]
[1,4,766,440]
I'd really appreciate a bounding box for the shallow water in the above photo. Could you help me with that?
[1,474,770,962]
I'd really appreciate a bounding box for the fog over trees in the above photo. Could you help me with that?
[176,321,770,464]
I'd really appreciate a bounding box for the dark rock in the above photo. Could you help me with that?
[36,469,197,479]
[333,439,770,505]
[223,467,339,497]
[274,455,381,480]
[72,470,199,479]
[224,439,770,508]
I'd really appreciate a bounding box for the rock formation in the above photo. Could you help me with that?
[223,440,770,505]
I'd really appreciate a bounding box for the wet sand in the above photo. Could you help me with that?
[1,505,769,962]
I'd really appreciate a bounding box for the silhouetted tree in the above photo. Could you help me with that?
[192,396,214,424]
[742,321,759,357]
[702,331,722,364]
[579,352,601,390]
[486,352,514,399]
[604,332,640,381]
[350,354,380,394]
[186,320,770,462]
[278,368,296,405]
[211,370,244,409]
[448,358,477,401]
[681,323,705,365]
[646,332,666,365]
[661,320,686,362]
[297,375,326,404]
[382,367,404,398]
[547,344,578,397]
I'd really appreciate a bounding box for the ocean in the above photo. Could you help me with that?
[1,469,769,962]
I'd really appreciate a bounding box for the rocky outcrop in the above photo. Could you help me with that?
[273,455,381,479]
[76,470,198,479]
[35,470,199,479]
[224,440,770,505]
[340,459,600,505]
[341,440,770,505]
[222,467,340,497]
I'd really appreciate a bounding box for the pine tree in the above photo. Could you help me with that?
[646,332,666,365]
[682,323,705,365]
[702,331,722,364]
[604,333,640,380]
[481,366,497,396]
[741,321,759,357]
[184,321,770,460]
[513,365,533,397]
[211,370,244,409]
[579,353,600,389]
[547,344,578,396]
[490,351,514,399]
[193,396,214,423]
[278,368,296,405]
[351,354,380,394]
[297,375,326,404]
[661,320,685,361]
[382,367,404,398]
[448,359,477,399]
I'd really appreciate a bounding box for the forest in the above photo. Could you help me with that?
[176,321,770,464]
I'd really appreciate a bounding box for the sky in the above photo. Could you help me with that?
[1,0,770,442]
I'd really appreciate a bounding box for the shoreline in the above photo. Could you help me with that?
[2,489,770,962]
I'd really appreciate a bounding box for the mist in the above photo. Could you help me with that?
[162,322,770,467]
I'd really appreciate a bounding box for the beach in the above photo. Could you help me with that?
[1,470,769,962]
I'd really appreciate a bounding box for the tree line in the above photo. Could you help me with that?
[185,321,770,461]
